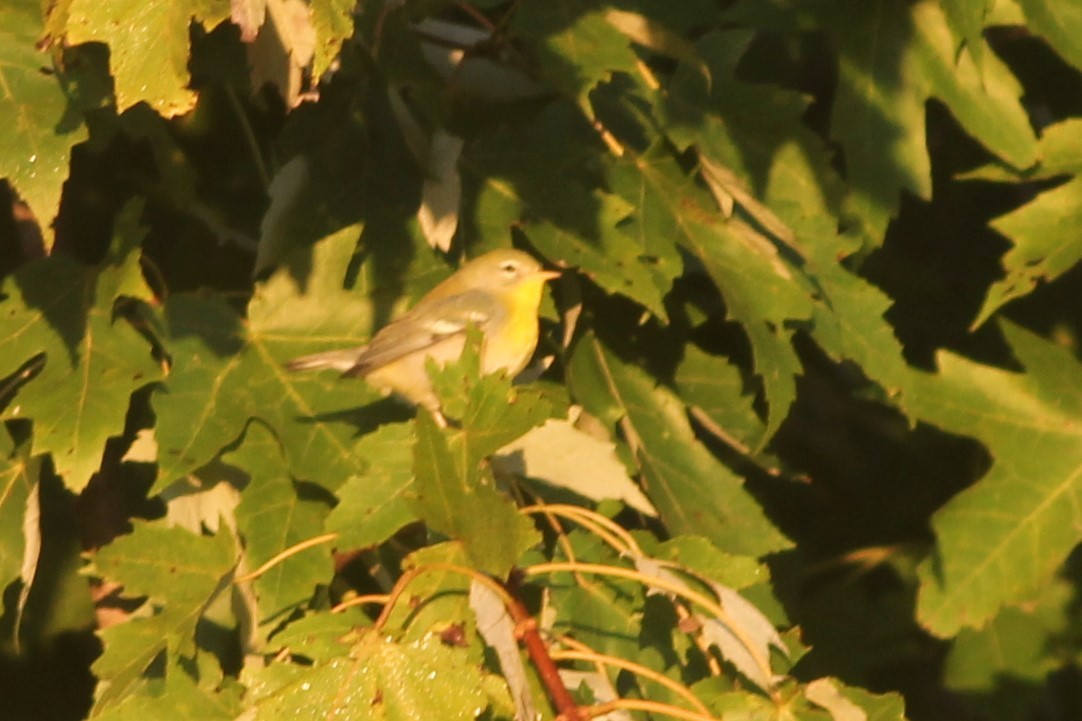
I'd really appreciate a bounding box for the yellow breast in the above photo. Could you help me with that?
[481,277,546,377]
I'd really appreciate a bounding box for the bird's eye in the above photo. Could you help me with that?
[499,261,519,275]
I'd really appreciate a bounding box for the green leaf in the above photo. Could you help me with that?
[93,660,242,721]
[0,0,87,245]
[813,683,908,721]
[324,421,419,550]
[411,411,540,577]
[914,323,1082,636]
[542,531,645,661]
[91,522,237,712]
[802,217,911,408]
[911,1,1037,173]
[973,177,1082,327]
[567,332,790,557]
[725,0,1035,247]
[609,147,816,443]
[464,105,678,319]
[153,225,378,491]
[512,1,639,112]
[941,0,994,67]
[309,0,355,81]
[521,184,672,320]
[675,345,765,452]
[1016,0,1082,72]
[552,576,645,662]
[829,0,931,243]
[65,0,231,117]
[661,30,911,416]
[943,580,1072,721]
[230,422,333,627]
[384,543,477,640]
[265,608,365,662]
[652,536,768,591]
[0,202,161,490]
[603,9,711,86]
[427,331,555,477]
[243,632,492,721]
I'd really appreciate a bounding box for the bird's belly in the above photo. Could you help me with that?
[364,335,466,411]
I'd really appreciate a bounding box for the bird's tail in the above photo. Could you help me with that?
[284,347,364,373]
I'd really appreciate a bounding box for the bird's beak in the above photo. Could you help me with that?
[536,269,562,282]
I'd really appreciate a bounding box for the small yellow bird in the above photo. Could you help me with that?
[286,248,559,423]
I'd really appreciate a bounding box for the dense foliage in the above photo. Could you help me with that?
[2,0,1082,719]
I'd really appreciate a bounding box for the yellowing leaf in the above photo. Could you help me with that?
[247,0,317,108]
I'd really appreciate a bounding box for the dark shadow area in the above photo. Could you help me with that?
[0,630,99,721]
[295,395,415,438]
[0,461,98,721]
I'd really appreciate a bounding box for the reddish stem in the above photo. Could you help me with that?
[504,574,586,721]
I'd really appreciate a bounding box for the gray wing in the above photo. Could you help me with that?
[344,289,503,377]
[284,345,368,373]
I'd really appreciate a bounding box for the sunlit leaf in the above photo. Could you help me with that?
[0,202,160,490]
[243,632,491,720]
[0,0,87,244]
[411,411,540,578]
[153,225,377,491]
[230,422,333,627]
[324,421,418,550]
[65,0,231,116]
[91,522,236,712]
[610,146,816,443]
[914,323,1082,636]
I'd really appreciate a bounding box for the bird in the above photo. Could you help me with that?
[285,248,560,425]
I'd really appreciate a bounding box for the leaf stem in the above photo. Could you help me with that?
[233,532,338,583]
[504,573,588,721]
[330,593,391,613]
[223,86,271,191]
[371,562,515,631]
[520,503,643,557]
[551,642,710,716]
[585,698,720,721]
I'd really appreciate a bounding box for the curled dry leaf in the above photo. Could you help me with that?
[248,0,317,108]
[469,581,538,721]
[805,678,868,721]
[418,130,465,252]
[634,557,785,692]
